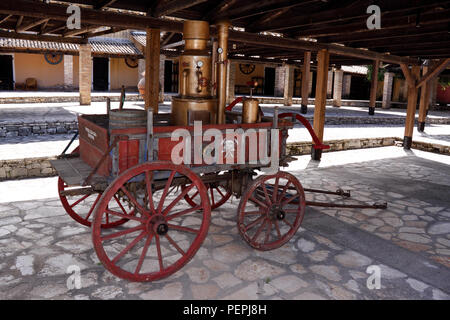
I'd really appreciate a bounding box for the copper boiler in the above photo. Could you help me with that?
[171,20,217,126]
[242,98,261,124]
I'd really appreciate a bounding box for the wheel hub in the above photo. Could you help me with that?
[147,215,169,235]
[268,204,285,221]
[156,223,169,235]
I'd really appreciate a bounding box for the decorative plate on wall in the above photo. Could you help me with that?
[125,57,139,68]
[239,63,255,75]
[44,53,63,65]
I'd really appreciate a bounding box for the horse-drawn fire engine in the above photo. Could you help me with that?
[51,20,384,282]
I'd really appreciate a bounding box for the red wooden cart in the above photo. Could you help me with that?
[51,105,333,282]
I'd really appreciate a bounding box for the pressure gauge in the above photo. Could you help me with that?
[197,61,204,68]
[217,47,223,54]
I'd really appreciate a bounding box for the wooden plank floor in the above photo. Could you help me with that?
[50,158,107,187]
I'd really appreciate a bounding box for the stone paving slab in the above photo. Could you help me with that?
[0,134,76,160]
[0,147,448,300]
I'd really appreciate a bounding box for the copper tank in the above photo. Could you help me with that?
[171,20,217,126]
[242,98,261,124]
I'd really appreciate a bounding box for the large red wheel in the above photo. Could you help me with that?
[58,147,131,229]
[237,171,306,251]
[92,161,211,282]
[182,173,231,210]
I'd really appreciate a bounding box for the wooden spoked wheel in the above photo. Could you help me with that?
[58,147,131,229]
[182,173,232,210]
[237,171,306,251]
[92,161,211,282]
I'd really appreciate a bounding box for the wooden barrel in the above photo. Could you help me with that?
[109,108,147,130]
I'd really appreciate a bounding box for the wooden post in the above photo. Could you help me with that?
[418,66,430,132]
[145,28,160,112]
[403,66,421,149]
[211,40,218,97]
[312,49,329,161]
[369,59,380,115]
[301,51,311,114]
[119,85,125,110]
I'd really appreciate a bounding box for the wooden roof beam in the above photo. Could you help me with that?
[152,0,208,18]
[40,19,49,34]
[227,30,417,65]
[15,16,23,32]
[40,24,66,35]
[85,27,125,38]
[254,0,450,33]
[321,24,450,44]
[162,40,184,49]
[0,30,88,44]
[292,9,450,38]
[16,18,49,33]
[95,0,118,10]
[416,58,450,89]
[400,64,415,87]
[390,48,450,57]
[161,32,176,46]
[64,26,100,37]
[203,0,237,21]
[0,0,418,65]
[352,35,450,49]
[217,0,327,22]
[0,14,12,26]
[0,0,184,33]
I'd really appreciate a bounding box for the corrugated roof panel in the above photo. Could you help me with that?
[0,37,142,56]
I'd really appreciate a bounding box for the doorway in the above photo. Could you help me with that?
[264,67,275,96]
[0,55,14,90]
[350,75,371,100]
[164,60,180,93]
[93,57,109,91]
[163,60,178,93]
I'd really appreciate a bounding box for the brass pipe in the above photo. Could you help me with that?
[181,70,189,96]
[216,20,230,124]
[196,69,203,93]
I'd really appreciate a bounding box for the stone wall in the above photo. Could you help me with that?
[274,67,285,97]
[287,137,397,156]
[0,157,56,180]
[0,121,78,138]
[0,94,142,104]
[286,137,449,156]
[283,65,294,106]
[2,114,449,138]
[410,140,450,155]
[79,44,92,105]
[1,137,448,181]
[64,55,74,90]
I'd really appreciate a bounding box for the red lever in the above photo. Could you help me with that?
[279,112,330,150]
[226,97,244,111]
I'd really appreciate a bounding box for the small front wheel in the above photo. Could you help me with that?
[237,171,306,251]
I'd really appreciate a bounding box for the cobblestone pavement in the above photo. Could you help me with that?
[0,147,449,300]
